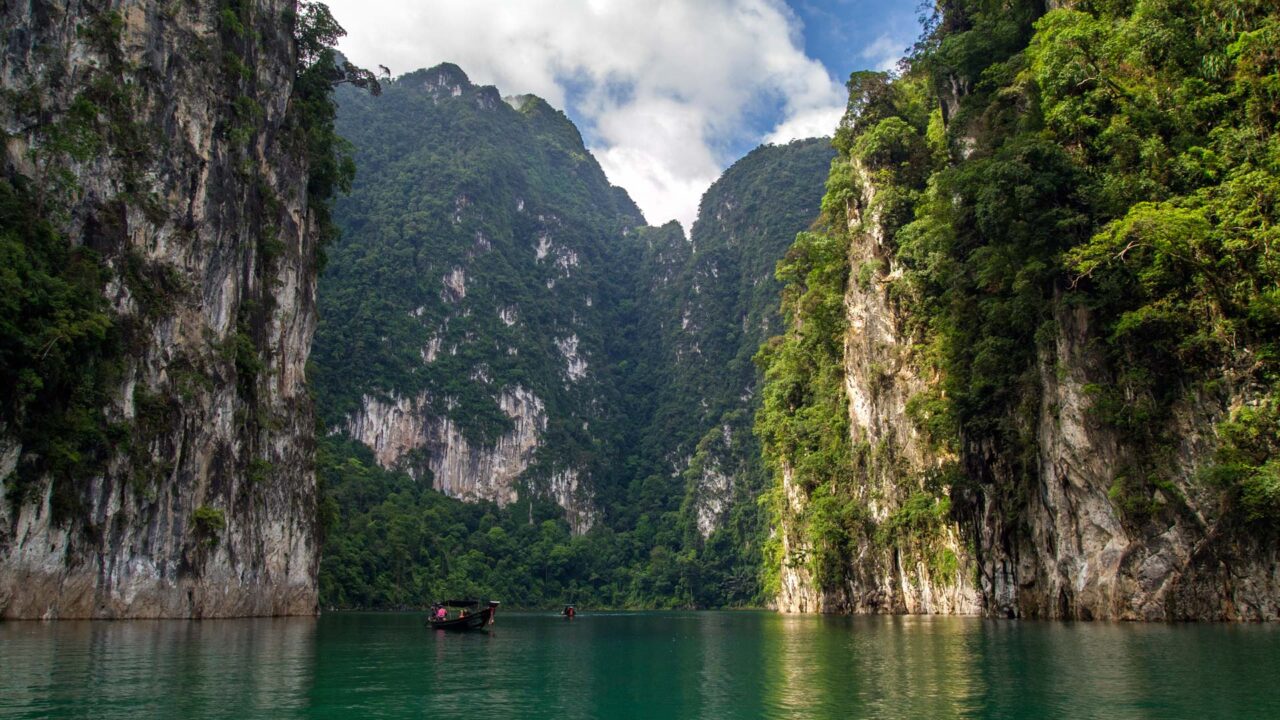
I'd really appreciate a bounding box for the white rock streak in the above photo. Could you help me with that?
[555,335,587,381]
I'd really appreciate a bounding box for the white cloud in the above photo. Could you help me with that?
[860,33,909,73]
[323,0,847,231]
[764,105,845,145]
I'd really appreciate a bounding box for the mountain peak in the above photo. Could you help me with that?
[502,93,537,111]
[416,62,472,98]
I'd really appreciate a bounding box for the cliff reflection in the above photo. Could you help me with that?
[0,617,316,718]
[4,611,1279,718]
[759,613,985,718]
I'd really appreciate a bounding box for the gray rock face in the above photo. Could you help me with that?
[343,386,598,533]
[779,157,1279,620]
[0,0,319,618]
[978,304,1280,620]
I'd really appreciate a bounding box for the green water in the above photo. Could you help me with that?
[1,611,1276,719]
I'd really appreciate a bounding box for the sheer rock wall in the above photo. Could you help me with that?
[0,0,319,618]
[778,158,1279,620]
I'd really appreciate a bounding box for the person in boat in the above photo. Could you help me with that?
[434,605,447,621]
[563,605,575,618]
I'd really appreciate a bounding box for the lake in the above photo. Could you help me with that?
[1,611,1276,718]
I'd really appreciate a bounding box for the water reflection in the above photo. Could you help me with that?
[762,614,820,716]
[846,616,985,717]
[2,611,1278,719]
[0,617,315,719]
[759,613,984,718]
[694,613,760,720]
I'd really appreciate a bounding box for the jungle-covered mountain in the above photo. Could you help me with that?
[4,0,1277,623]
[758,0,1280,619]
[312,63,833,608]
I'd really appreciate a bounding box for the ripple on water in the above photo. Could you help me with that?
[1,612,1278,719]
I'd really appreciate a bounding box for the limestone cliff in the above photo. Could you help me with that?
[313,64,641,530]
[343,385,596,532]
[969,303,1280,620]
[768,0,1280,620]
[0,0,323,618]
[776,159,981,615]
[775,151,1279,620]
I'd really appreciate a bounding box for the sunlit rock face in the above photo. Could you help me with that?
[776,465,824,614]
[346,386,545,505]
[0,0,320,618]
[776,155,1279,621]
[776,158,982,617]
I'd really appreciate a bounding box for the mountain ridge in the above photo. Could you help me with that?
[313,61,834,607]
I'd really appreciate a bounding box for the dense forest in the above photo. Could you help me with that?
[758,0,1280,618]
[312,67,833,609]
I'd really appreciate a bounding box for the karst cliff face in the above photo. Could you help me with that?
[344,386,558,509]
[775,156,1280,620]
[775,159,982,615]
[313,65,642,532]
[0,0,321,618]
[971,304,1280,621]
[767,0,1280,620]
[775,153,1280,620]
[313,63,834,588]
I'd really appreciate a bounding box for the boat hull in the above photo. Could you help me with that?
[427,604,496,631]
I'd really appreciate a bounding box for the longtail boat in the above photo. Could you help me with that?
[427,600,500,631]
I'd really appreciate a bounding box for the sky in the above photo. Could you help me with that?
[322,0,923,231]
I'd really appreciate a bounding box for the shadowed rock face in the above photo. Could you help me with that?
[981,303,1280,621]
[0,0,320,618]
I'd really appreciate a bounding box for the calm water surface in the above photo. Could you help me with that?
[0,611,1276,719]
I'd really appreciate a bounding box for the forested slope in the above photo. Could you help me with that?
[314,65,647,535]
[313,69,832,607]
[759,0,1280,619]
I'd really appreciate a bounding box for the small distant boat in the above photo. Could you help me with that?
[428,600,500,631]
[562,604,576,619]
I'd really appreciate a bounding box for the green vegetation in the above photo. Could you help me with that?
[315,65,642,452]
[758,0,1280,600]
[192,506,227,547]
[5,0,1270,614]
[319,436,683,608]
[0,2,164,524]
[635,140,838,602]
[755,225,857,588]
[1045,1,1280,527]
[290,1,382,254]
[1202,399,1280,524]
[313,69,831,608]
[0,178,119,519]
